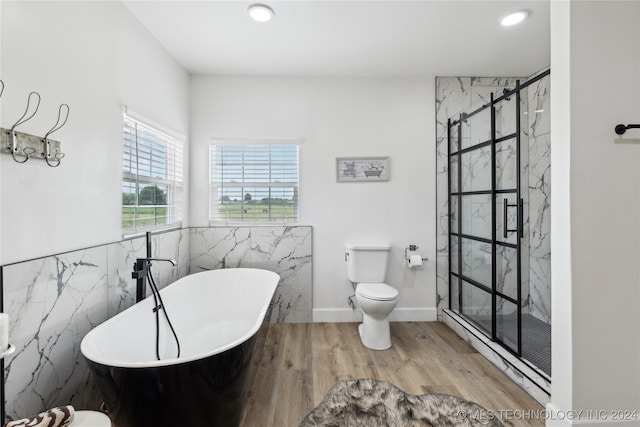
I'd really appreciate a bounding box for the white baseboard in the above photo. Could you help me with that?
[390,307,438,322]
[545,403,640,427]
[313,308,361,323]
[312,307,437,323]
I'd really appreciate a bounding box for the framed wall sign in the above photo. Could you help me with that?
[336,156,390,182]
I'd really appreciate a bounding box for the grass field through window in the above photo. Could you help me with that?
[122,206,168,229]
[216,204,295,222]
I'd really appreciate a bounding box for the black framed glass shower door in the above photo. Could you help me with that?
[448,83,524,356]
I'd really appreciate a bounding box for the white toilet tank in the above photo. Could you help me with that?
[345,243,391,283]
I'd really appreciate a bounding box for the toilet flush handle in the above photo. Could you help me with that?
[345,252,349,262]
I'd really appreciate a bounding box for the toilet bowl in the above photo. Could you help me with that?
[355,282,398,350]
[72,411,111,427]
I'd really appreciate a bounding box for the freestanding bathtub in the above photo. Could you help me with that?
[81,268,279,427]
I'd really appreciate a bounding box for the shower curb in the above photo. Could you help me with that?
[443,309,550,406]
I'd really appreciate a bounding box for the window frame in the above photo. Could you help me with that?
[209,140,300,225]
[122,113,184,236]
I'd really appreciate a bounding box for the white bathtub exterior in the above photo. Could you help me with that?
[81,268,279,368]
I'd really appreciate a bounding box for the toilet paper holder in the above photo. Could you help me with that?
[404,245,428,262]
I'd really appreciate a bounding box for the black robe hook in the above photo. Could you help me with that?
[614,124,640,135]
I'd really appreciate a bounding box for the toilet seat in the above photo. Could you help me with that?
[356,283,398,301]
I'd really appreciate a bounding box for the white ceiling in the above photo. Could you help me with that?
[123,0,550,77]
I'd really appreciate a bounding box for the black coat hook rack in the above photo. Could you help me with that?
[614,124,640,135]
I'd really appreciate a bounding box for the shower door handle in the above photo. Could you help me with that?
[503,198,521,239]
[518,198,524,239]
[503,199,508,239]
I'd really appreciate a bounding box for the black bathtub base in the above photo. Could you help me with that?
[88,335,257,427]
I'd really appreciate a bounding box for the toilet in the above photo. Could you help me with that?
[345,243,398,350]
[72,411,111,427]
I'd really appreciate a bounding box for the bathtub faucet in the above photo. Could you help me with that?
[132,258,177,303]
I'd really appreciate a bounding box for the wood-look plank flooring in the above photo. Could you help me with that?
[240,322,544,427]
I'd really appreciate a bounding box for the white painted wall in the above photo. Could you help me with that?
[549,0,573,419]
[0,1,189,265]
[190,76,437,321]
[0,4,3,268]
[550,1,640,423]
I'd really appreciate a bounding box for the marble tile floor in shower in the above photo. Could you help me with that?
[240,322,544,426]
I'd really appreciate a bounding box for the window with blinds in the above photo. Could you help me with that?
[210,144,299,223]
[122,115,183,235]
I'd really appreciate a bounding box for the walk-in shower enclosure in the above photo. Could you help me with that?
[437,70,551,383]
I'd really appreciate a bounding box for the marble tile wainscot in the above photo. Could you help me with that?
[0,227,190,422]
[190,225,313,324]
[2,246,110,421]
[1,225,313,421]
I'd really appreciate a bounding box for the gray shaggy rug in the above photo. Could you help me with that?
[300,379,503,427]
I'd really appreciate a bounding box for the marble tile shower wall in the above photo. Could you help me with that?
[525,75,551,323]
[436,74,550,323]
[436,77,524,318]
[2,225,311,420]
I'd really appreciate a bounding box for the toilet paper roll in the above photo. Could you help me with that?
[408,255,423,268]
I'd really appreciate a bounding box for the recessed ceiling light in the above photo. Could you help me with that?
[501,11,528,27]
[248,4,275,23]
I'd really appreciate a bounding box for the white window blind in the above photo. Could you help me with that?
[122,115,183,235]
[210,144,299,223]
